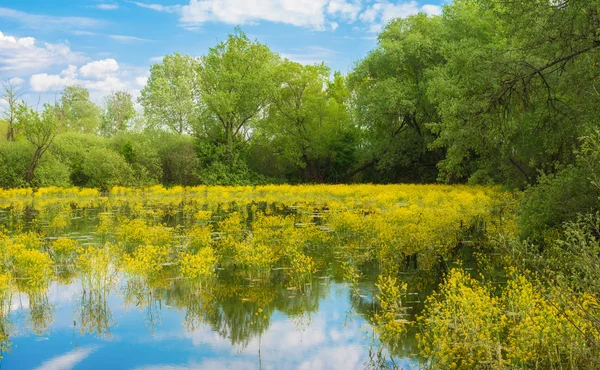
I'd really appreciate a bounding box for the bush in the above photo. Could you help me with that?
[32,154,71,187]
[110,133,162,186]
[51,133,106,186]
[196,140,267,185]
[0,140,30,188]
[80,148,133,191]
[151,132,200,186]
[519,165,599,240]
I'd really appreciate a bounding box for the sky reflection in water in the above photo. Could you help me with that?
[2,278,416,370]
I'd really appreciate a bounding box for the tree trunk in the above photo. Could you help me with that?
[25,146,44,185]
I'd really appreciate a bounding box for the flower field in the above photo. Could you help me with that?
[0,185,596,367]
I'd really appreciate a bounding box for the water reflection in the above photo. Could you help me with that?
[2,274,415,369]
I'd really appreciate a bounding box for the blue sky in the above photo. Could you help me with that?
[0,0,446,104]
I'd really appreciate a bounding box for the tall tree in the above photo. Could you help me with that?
[139,53,198,134]
[195,28,279,163]
[428,0,600,185]
[261,61,356,182]
[1,79,23,141]
[348,13,444,182]
[60,85,101,134]
[16,103,59,185]
[101,91,135,136]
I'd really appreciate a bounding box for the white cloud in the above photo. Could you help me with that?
[327,0,362,21]
[9,77,24,85]
[180,0,330,30]
[360,1,443,33]
[109,34,153,43]
[149,56,164,63]
[96,3,120,10]
[30,68,78,92]
[0,7,105,30]
[421,4,443,16]
[0,30,86,74]
[35,346,97,370]
[30,60,127,93]
[136,0,440,32]
[135,76,148,87]
[79,59,119,79]
[132,2,182,13]
[281,46,338,65]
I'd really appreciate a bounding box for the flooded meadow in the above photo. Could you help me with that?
[0,185,506,369]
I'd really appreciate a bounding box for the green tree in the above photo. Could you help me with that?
[1,80,23,142]
[139,53,198,134]
[59,85,101,134]
[195,28,279,164]
[348,14,444,183]
[260,61,356,182]
[101,91,135,136]
[428,0,600,185]
[16,103,59,185]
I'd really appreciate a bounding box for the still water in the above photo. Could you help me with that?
[2,275,416,369]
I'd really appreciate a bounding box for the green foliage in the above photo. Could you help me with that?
[51,133,107,186]
[31,154,71,188]
[80,147,133,191]
[110,133,162,186]
[15,103,59,185]
[139,53,198,134]
[152,132,200,186]
[60,85,101,134]
[195,139,264,185]
[195,28,278,164]
[519,165,600,240]
[261,61,358,182]
[0,140,30,188]
[348,14,443,183]
[101,91,135,136]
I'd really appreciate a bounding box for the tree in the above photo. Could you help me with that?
[101,91,135,136]
[347,13,444,182]
[1,79,23,141]
[60,85,101,134]
[260,61,357,182]
[139,53,198,134]
[195,28,279,164]
[16,103,59,185]
[428,0,600,185]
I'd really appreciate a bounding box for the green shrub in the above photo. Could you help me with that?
[32,154,71,187]
[151,132,200,186]
[519,165,599,240]
[51,133,106,186]
[110,133,162,186]
[80,148,133,190]
[0,139,30,188]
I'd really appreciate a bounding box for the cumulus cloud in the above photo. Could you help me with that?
[135,76,148,87]
[327,0,362,21]
[180,0,330,30]
[79,59,119,78]
[360,1,443,32]
[30,60,128,93]
[0,30,86,74]
[137,0,441,32]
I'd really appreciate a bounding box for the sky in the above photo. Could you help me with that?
[0,0,447,105]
